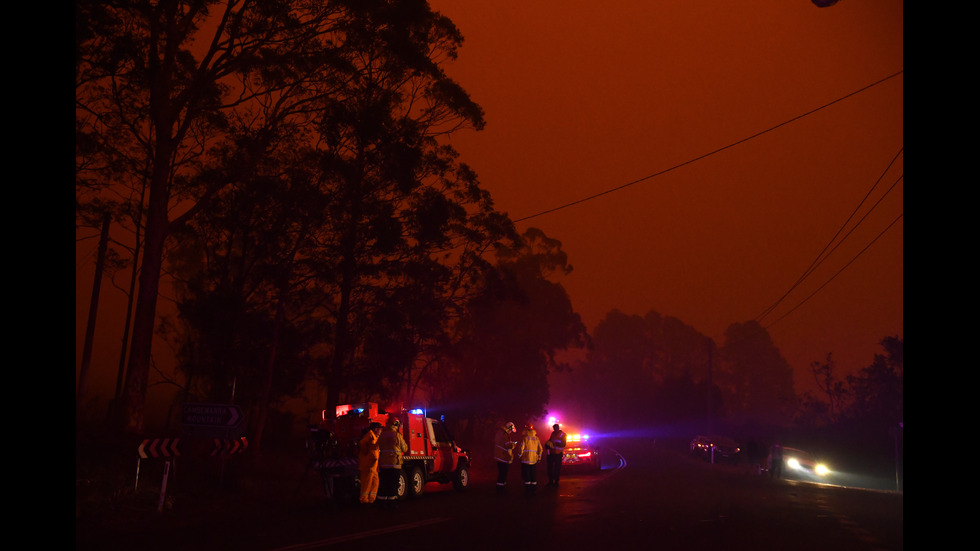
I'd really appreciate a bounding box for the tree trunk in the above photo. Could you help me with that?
[120,137,174,434]
[119,5,181,434]
[78,212,111,417]
[252,296,285,454]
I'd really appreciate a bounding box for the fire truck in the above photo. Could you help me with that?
[306,402,471,502]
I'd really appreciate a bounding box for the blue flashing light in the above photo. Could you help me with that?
[409,408,425,415]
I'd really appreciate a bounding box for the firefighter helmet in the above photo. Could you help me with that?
[390,419,401,428]
[525,422,534,431]
[504,421,516,432]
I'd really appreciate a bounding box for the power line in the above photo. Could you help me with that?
[513,69,903,223]
[755,148,904,323]
[720,208,902,350]
[761,211,903,332]
[759,172,902,323]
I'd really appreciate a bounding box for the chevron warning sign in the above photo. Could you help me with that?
[211,437,249,456]
[138,438,181,459]
[316,457,357,469]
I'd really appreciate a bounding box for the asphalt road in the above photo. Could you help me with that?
[76,439,903,550]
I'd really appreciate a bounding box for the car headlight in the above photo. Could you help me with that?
[787,458,801,470]
[815,464,829,476]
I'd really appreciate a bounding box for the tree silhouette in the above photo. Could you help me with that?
[810,353,848,423]
[76,1,505,433]
[845,336,903,429]
[796,336,903,432]
[160,146,324,447]
[431,228,587,443]
[575,308,714,430]
[77,0,368,432]
[286,3,515,421]
[716,321,795,426]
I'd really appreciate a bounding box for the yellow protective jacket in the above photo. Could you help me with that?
[494,426,517,463]
[378,426,408,469]
[358,429,380,472]
[547,429,567,455]
[515,429,543,465]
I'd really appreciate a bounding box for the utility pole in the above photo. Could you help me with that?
[894,421,903,492]
[706,339,714,435]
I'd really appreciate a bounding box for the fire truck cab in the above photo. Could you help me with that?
[308,402,471,501]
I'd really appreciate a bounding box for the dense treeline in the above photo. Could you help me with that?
[798,336,904,430]
[562,310,902,433]
[76,0,588,447]
[562,311,796,432]
[559,313,901,476]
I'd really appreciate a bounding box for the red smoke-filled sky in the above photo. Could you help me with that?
[427,0,903,395]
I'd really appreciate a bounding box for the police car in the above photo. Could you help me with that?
[561,433,601,472]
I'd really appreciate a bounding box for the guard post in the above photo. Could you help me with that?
[135,437,181,512]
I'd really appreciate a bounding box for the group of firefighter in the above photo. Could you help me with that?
[494,421,567,495]
[355,417,569,505]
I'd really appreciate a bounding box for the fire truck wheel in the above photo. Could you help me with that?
[406,467,425,498]
[396,469,409,500]
[453,465,470,491]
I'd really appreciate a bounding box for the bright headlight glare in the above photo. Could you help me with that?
[787,458,801,470]
[815,464,829,476]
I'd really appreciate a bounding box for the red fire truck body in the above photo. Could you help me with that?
[307,402,471,501]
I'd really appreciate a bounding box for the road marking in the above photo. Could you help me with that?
[604,448,627,473]
[270,517,450,550]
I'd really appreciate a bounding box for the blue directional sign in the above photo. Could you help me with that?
[181,403,244,428]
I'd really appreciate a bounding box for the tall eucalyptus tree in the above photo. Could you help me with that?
[76,0,503,433]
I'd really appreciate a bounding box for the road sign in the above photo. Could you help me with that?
[138,437,181,459]
[181,403,244,428]
[212,437,249,456]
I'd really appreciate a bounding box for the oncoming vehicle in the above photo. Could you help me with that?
[690,435,741,464]
[562,433,601,472]
[765,447,831,481]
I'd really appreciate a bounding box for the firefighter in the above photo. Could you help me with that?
[377,418,409,508]
[357,422,383,504]
[545,422,567,487]
[494,421,518,494]
[514,422,544,495]
[769,441,784,480]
